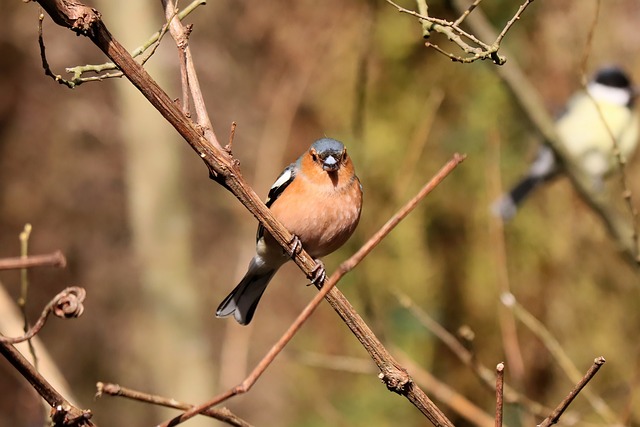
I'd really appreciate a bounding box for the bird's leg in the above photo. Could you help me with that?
[309,259,326,287]
[287,235,303,258]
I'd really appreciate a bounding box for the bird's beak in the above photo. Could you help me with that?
[322,154,340,171]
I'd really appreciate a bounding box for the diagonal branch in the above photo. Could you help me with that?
[0,340,95,427]
[33,0,325,283]
[158,154,464,427]
[95,382,253,427]
[538,357,607,427]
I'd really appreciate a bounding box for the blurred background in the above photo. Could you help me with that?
[1,0,640,426]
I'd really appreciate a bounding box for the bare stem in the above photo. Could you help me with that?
[495,362,504,427]
[502,293,618,424]
[0,340,95,426]
[95,383,252,427]
[538,357,606,427]
[0,251,67,271]
[17,224,39,370]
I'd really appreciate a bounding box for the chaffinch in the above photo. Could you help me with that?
[216,137,363,325]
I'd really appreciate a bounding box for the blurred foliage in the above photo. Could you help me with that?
[1,0,640,426]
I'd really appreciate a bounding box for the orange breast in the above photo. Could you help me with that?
[269,168,362,258]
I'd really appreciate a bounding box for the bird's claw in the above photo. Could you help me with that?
[287,235,302,258]
[309,259,326,287]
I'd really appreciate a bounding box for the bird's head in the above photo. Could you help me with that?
[309,138,348,172]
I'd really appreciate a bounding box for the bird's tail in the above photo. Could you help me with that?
[491,175,546,220]
[492,145,558,221]
[216,266,277,325]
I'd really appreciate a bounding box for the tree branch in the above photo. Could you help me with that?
[538,357,607,427]
[95,382,252,427]
[0,340,94,426]
[0,251,66,271]
[495,362,504,427]
[502,293,618,424]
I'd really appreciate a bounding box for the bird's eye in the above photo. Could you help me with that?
[310,149,319,162]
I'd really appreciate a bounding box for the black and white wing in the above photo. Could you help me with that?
[256,163,297,241]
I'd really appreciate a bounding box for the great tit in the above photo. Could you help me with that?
[493,66,639,220]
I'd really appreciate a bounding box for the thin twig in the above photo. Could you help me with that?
[395,291,557,420]
[17,224,40,371]
[502,293,618,424]
[0,251,66,270]
[538,357,606,427]
[225,121,236,155]
[95,383,252,427]
[159,154,464,427]
[42,0,205,87]
[495,362,505,427]
[0,287,86,344]
[393,90,444,202]
[492,0,535,47]
[386,0,534,64]
[38,11,75,88]
[291,351,377,375]
[392,347,495,427]
[162,0,214,141]
[0,340,95,426]
[453,0,482,27]
[487,128,531,426]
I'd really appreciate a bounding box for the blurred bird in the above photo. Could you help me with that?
[492,66,639,220]
[216,138,363,325]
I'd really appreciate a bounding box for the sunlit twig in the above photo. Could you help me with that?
[538,357,607,427]
[0,251,66,271]
[495,362,504,427]
[96,383,252,427]
[385,0,534,65]
[501,293,619,424]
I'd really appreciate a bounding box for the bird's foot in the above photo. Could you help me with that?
[309,259,326,287]
[287,235,302,258]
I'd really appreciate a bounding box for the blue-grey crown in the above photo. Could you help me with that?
[311,138,345,155]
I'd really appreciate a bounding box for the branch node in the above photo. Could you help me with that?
[380,368,412,394]
[50,403,93,427]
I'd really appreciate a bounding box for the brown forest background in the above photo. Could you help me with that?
[2,1,640,426]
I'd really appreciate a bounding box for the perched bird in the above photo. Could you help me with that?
[492,66,639,220]
[216,138,363,325]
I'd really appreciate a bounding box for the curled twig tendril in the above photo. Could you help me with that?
[0,287,87,344]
